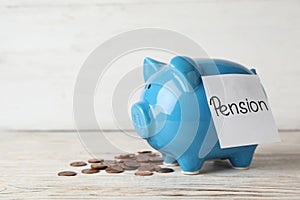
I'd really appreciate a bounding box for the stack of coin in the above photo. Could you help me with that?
[57,150,175,177]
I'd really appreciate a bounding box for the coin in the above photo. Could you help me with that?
[156,167,174,173]
[134,170,153,176]
[105,165,124,174]
[138,150,152,154]
[70,161,87,167]
[58,171,77,176]
[136,155,149,163]
[91,163,108,170]
[149,156,163,163]
[123,160,140,169]
[149,153,161,157]
[114,153,136,159]
[119,162,136,170]
[88,158,104,163]
[138,164,157,172]
[61,150,174,177]
[103,160,118,166]
[81,168,100,174]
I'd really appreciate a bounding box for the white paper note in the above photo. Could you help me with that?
[202,74,280,148]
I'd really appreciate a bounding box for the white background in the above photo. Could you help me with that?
[0,0,299,130]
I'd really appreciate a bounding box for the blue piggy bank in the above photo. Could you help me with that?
[131,56,257,174]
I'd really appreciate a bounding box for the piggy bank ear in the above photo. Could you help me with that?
[170,56,201,91]
[143,57,166,82]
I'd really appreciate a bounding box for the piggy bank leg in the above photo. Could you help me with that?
[229,147,256,169]
[177,156,204,175]
[162,153,179,166]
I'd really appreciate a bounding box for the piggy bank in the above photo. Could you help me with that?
[131,56,257,174]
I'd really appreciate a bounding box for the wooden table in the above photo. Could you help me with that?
[0,131,299,199]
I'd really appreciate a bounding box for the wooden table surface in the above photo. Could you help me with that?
[0,131,299,199]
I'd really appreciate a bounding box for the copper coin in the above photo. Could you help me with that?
[149,156,163,163]
[58,171,77,176]
[91,163,108,170]
[103,160,118,166]
[123,160,140,169]
[136,155,149,163]
[138,164,157,172]
[81,168,100,174]
[70,161,87,167]
[135,170,153,176]
[105,165,124,174]
[114,153,135,159]
[156,167,174,173]
[119,162,136,170]
[149,153,161,157]
[88,158,104,163]
[138,150,152,154]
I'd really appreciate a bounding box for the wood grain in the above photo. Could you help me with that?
[0,131,299,199]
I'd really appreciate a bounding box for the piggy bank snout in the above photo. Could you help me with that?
[131,102,153,138]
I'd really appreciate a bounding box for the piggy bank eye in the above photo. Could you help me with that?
[147,84,151,89]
